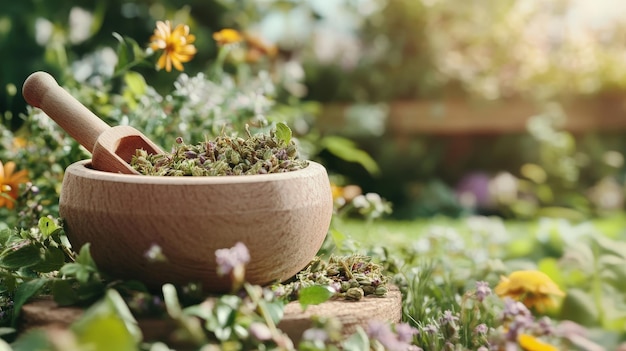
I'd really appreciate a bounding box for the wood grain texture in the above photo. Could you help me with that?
[22,71,163,174]
[278,285,403,344]
[20,287,402,347]
[59,160,333,292]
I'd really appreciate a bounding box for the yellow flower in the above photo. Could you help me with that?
[495,270,565,313]
[0,161,29,209]
[149,20,197,72]
[331,184,344,202]
[330,184,362,204]
[518,334,559,351]
[12,137,27,151]
[213,29,243,46]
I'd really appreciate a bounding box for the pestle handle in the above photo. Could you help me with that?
[22,71,110,153]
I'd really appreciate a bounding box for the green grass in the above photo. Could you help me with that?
[333,214,626,249]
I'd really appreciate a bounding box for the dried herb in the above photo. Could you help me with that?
[131,123,308,176]
[273,254,389,302]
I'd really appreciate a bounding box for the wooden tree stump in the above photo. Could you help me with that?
[19,286,402,346]
[278,285,402,344]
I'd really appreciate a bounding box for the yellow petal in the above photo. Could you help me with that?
[518,334,559,351]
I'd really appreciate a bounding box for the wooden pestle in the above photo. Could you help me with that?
[22,71,163,174]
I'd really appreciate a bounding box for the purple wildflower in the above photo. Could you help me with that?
[475,281,492,302]
[439,310,459,325]
[474,323,488,336]
[501,297,531,320]
[329,281,342,293]
[395,323,419,343]
[215,242,251,276]
[505,315,534,342]
[534,316,555,336]
[367,320,416,351]
[423,324,438,335]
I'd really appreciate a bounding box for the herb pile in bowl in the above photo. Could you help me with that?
[131,123,308,176]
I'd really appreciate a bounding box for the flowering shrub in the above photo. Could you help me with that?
[0,8,379,229]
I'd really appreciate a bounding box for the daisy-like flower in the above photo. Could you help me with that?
[149,20,197,72]
[213,28,244,46]
[0,161,29,209]
[518,333,559,351]
[495,270,565,313]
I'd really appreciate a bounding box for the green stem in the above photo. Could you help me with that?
[244,283,279,336]
[110,51,154,80]
[591,241,604,325]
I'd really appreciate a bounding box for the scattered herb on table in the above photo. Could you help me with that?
[131,123,308,176]
[273,254,389,302]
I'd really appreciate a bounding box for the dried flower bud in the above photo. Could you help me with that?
[374,285,388,296]
[345,287,364,301]
[184,150,198,159]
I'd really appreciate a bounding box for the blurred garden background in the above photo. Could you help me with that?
[3,1,626,349]
[4,0,626,221]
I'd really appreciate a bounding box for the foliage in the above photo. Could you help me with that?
[2,214,626,349]
[0,4,379,228]
[466,104,626,220]
[288,0,626,102]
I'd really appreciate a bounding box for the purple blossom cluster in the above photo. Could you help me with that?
[215,241,251,276]
[367,320,420,351]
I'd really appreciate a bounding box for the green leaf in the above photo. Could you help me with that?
[321,136,380,176]
[113,32,130,74]
[71,295,139,351]
[599,256,626,291]
[103,290,142,344]
[162,284,182,319]
[0,274,16,292]
[76,244,96,267]
[10,329,53,351]
[215,303,236,327]
[51,279,78,306]
[37,217,58,238]
[259,299,284,325]
[59,246,99,284]
[124,72,147,96]
[75,281,107,303]
[341,326,370,351]
[0,328,15,337]
[298,285,335,311]
[594,235,626,260]
[12,278,47,325]
[0,243,41,270]
[559,288,599,327]
[0,229,13,246]
[31,247,65,273]
[60,262,96,284]
[275,122,292,145]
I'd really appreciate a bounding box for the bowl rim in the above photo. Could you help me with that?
[64,159,326,185]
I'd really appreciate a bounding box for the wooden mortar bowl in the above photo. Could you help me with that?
[59,160,333,292]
